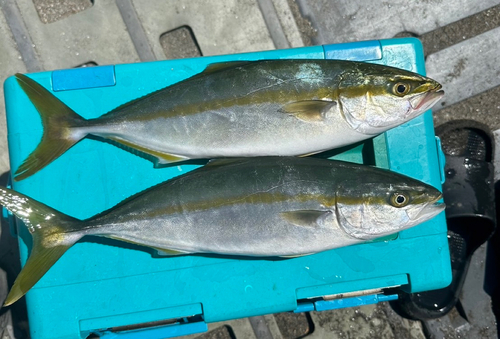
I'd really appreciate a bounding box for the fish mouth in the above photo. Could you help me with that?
[410,193,446,223]
[409,89,445,112]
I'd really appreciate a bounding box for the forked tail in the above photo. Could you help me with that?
[0,187,83,306]
[14,73,88,181]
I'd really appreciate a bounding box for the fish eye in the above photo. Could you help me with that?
[393,83,410,96]
[390,192,409,208]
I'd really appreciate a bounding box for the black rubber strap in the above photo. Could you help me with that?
[443,156,495,222]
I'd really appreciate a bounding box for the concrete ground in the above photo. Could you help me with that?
[0,0,499,338]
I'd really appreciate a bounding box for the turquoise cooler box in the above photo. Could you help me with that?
[3,38,451,339]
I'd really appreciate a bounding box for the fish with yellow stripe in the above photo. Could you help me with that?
[1,157,444,306]
[13,59,443,181]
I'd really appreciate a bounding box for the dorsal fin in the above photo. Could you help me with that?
[205,158,248,168]
[202,61,253,75]
[101,61,254,117]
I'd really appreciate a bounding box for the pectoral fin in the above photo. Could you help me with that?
[280,210,331,228]
[106,136,189,165]
[281,100,336,122]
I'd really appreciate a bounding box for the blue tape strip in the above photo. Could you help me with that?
[323,40,382,61]
[377,294,399,302]
[52,65,116,91]
[97,321,208,339]
[294,302,315,313]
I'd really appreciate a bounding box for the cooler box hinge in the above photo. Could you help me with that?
[94,316,207,339]
[84,304,208,339]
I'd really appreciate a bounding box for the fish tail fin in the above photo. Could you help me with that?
[14,73,88,181]
[0,187,83,306]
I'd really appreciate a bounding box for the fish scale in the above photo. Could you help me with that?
[0,156,444,306]
[13,59,443,181]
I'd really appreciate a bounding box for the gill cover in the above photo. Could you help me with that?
[335,183,412,240]
[338,65,443,134]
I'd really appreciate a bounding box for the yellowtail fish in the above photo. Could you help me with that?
[1,157,444,305]
[13,60,443,181]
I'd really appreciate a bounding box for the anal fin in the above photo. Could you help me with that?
[298,150,323,157]
[280,253,313,258]
[106,136,189,164]
[103,235,189,256]
[153,248,189,257]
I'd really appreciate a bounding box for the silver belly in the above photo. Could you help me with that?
[90,103,366,159]
[93,202,359,257]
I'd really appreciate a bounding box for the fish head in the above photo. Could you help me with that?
[334,169,445,240]
[338,63,444,135]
